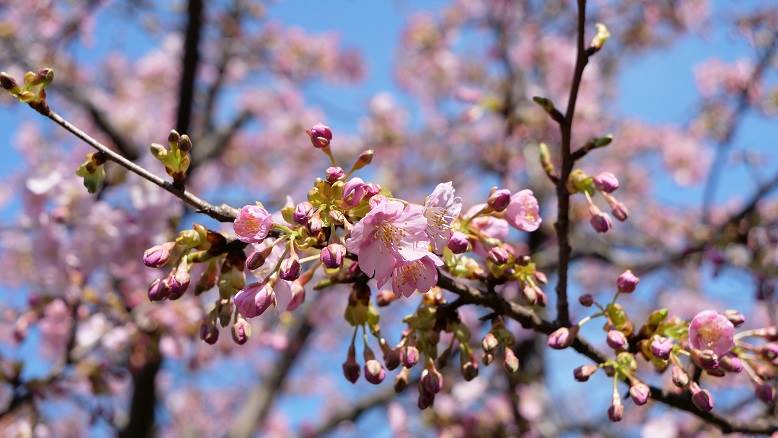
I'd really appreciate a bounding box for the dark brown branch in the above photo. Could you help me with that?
[701,33,778,222]
[553,0,590,327]
[436,272,778,435]
[175,0,204,135]
[118,331,162,438]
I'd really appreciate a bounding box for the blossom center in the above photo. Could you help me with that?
[375,223,404,250]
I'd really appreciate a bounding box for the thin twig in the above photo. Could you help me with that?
[554,0,590,327]
[44,109,238,222]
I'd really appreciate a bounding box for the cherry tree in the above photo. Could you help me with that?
[0,0,776,436]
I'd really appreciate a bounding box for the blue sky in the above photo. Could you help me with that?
[1,0,776,435]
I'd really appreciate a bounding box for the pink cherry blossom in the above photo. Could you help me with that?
[423,182,462,253]
[391,254,442,297]
[505,190,541,232]
[346,199,430,287]
[688,310,735,357]
[233,205,273,244]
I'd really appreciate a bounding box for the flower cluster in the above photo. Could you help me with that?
[565,270,777,421]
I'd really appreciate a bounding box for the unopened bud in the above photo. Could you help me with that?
[293,202,314,225]
[589,206,613,233]
[593,172,619,193]
[630,382,650,406]
[325,166,344,182]
[690,384,714,411]
[503,347,520,373]
[547,326,578,350]
[351,149,374,172]
[447,231,470,254]
[400,345,419,368]
[578,294,594,307]
[279,257,301,281]
[487,188,511,212]
[147,278,170,301]
[394,367,410,392]
[306,123,332,149]
[617,270,640,293]
[719,355,743,373]
[723,309,745,327]
[421,367,443,394]
[143,242,176,268]
[199,321,219,345]
[756,382,775,404]
[671,365,689,388]
[574,364,598,382]
[178,134,192,153]
[0,72,18,91]
[606,330,628,351]
[320,243,346,269]
[364,359,386,384]
[591,23,610,50]
[607,400,623,422]
[231,317,252,345]
[488,246,510,265]
[481,332,499,353]
[650,336,672,360]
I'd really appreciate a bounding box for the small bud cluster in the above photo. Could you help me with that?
[0,68,54,114]
[150,129,193,187]
[566,270,777,421]
[568,167,629,233]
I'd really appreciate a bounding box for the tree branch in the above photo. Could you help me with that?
[42,109,238,222]
[553,0,590,327]
[175,0,204,135]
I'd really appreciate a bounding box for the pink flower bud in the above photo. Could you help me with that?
[481,332,499,352]
[593,172,619,193]
[417,388,435,410]
[578,294,594,307]
[234,283,273,318]
[487,188,511,212]
[147,278,170,301]
[293,202,314,225]
[690,384,714,411]
[547,326,578,350]
[574,364,598,382]
[630,382,650,406]
[306,123,332,149]
[607,401,624,422]
[447,231,470,254]
[691,349,720,371]
[688,310,735,357]
[279,257,300,281]
[421,367,443,394]
[325,166,344,182]
[401,346,420,368]
[589,206,613,233]
[246,249,268,271]
[364,359,386,384]
[320,243,346,269]
[234,205,273,244]
[380,341,401,371]
[719,355,743,373]
[342,355,360,384]
[503,347,520,373]
[606,330,628,351]
[199,321,219,345]
[488,246,510,265]
[671,365,689,388]
[461,356,478,381]
[286,281,306,311]
[756,382,775,404]
[617,270,640,293]
[343,177,367,206]
[610,200,629,221]
[166,268,191,300]
[651,336,672,360]
[231,317,251,345]
[143,242,175,268]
